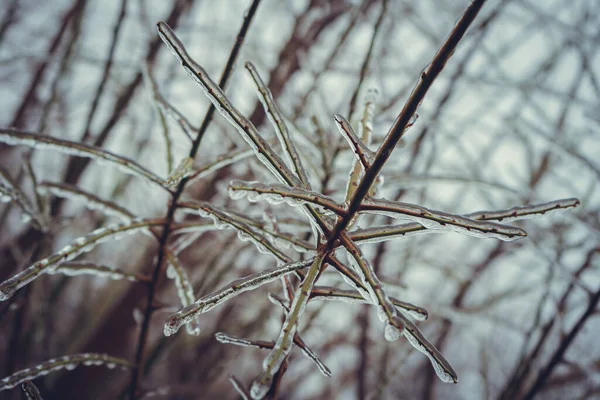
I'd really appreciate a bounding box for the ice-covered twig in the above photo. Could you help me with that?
[143,64,195,142]
[345,89,377,202]
[245,61,311,189]
[157,22,301,188]
[50,262,149,283]
[0,353,132,391]
[310,286,428,321]
[342,237,404,341]
[395,310,458,383]
[163,257,315,336]
[0,218,164,301]
[178,201,292,262]
[0,166,47,230]
[466,197,580,222]
[228,180,346,216]
[0,129,168,189]
[229,375,252,400]
[351,198,581,244]
[267,293,332,376]
[251,253,326,399]
[164,157,193,188]
[142,64,175,171]
[165,251,201,336]
[333,114,374,170]
[187,147,254,184]
[21,380,43,400]
[38,181,135,222]
[360,198,527,241]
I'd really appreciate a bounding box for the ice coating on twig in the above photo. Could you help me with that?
[228,180,345,216]
[165,157,193,188]
[0,166,47,231]
[39,181,135,222]
[333,114,374,169]
[0,353,132,391]
[49,262,144,282]
[21,380,43,400]
[156,22,302,189]
[395,311,458,383]
[245,61,312,189]
[229,375,252,400]
[360,198,527,241]
[0,129,167,189]
[251,253,326,399]
[165,251,201,335]
[343,238,405,341]
[351,198,581,244]
[466,197,581,222]
[345,89,378,203]
[179,201,292,262]
[267,293,332,377]
[310,286,428,321]
[163,258,315,336]
[0,219,163,300]
[188,148,254,184]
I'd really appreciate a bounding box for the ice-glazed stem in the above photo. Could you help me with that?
[156,22,301,188]
[245,61,312,189]
[345,89,377,202]
[250,252,326,399]
[165,250,201,336]
[228,180,347,216]
[164,157,193,188]
[50,262,149,283]
[341,236,404,341]
[466,197,581,222]
[333,114,374,170]
[310,286,428,321]
[142,63,194,141]
[0,219,164,300]
[351,198,581,244]
[0,353,132,391]
[157,24,336,238]
[395,310,458,383]
[142,64,175,172]
[229,375,252,400]
[267,293,332,377]
[187,147,254,184]
[0,166,46,231]
[20,380,43,400]
[0,129,168,190]
[163,258,315,336]
[38,181,135,222]
[178,201,293,263]
[360,198,527,241]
